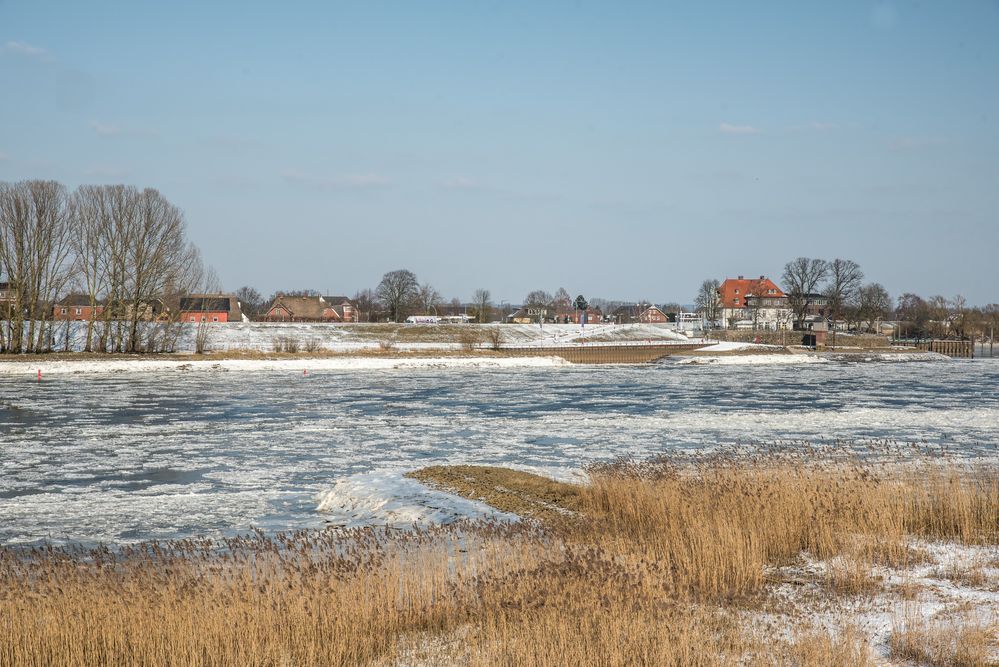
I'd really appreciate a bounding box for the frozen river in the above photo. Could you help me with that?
[1,356,997,545]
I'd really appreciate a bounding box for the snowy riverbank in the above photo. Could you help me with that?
[0,355,572,376]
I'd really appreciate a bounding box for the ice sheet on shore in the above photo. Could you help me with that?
[315,471,517,528]
[676,353,829,365]
[695,341,779,352]
[676,351,951,365]
[0,355,570,376]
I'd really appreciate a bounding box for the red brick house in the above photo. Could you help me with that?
[179,294,244,323]
[53,294,105,321]
[554,307,604,324]
[611,304,670,324]
[265,295,358,322]
[639,306,669,323]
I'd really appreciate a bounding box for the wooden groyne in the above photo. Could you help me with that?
[917,339,974,358]
[896,339,975,358]
[499,341,710,364]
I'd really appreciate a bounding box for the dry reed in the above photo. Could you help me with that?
[2,454,996,666]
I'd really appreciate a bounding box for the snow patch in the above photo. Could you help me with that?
[315,471,516,528]
[675,353,828,366]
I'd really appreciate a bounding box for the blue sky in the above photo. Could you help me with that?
[1,1,997,304]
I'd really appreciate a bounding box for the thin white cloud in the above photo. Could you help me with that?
[889,136,945,151]
[3,40,53,61]
[83,164,130,179]
[89,121,158,138]
[441,177,481,190]
[870,3,898,30]
[282,169,392,190]
[810,121,838,131]
[90,121,123,137]
[719,123,761,135]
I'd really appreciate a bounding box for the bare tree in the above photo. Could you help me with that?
[524,290,553,308]
[472,288,492,323]
[376,269,418,322]
[69,186,113,351]
[0,180,75,353]
[694,279,721,327]
[896,293,931,339]
[782,257,829,329]
[415,282,442,315]
[856,283,891,333]
[234,285,263,318]
[352,288,378,322]
[823,258,863,345]
[553,287,571,311]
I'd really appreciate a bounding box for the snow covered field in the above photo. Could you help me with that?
[2,357,997,545]
[38,321,691,355]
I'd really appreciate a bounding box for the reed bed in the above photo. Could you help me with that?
[2,454,997,666]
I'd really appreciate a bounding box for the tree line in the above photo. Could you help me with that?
[0,180,208,354]
[694,257,998,339]
[234,270,497,324]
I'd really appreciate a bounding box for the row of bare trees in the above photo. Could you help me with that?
[371,269,494,323]
[0,180,209,354]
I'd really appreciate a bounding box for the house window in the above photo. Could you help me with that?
[75,308,82,315]
[61,308,67,315]
[734,298,740,304]
[212,316,219,322]
[734,289,740,294]
[190,316,196,322]
[201,316,207,322]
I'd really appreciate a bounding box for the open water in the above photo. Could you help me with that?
[1,357,997,545]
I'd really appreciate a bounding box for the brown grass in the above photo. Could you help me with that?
[890,612,998,666]
[2,455,996,666]
[408,466,584,520]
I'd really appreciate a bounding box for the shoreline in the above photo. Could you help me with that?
[0,345,962,374]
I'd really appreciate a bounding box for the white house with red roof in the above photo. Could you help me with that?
[717,275,792,330]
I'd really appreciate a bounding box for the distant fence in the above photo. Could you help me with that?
[499,341,710,364]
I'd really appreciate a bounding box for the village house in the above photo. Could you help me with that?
[179,294,245,323]
[611,304,669,324]
[0,280,15,305]
[718,276,792,330]
[53,294,105,321]
[264,295,357,323]
[554,307,604,324]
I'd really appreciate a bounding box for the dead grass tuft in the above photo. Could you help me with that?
[890,613,998,667]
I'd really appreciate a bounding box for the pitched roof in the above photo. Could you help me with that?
[55,294,102,307]
[180,294,242,319]
[269,295,332,319]
[718,276,785,308]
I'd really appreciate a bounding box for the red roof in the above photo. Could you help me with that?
[718,276,785,309]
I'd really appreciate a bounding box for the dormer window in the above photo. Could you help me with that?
[734,289,740,294]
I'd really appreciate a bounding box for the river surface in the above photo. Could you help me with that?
[1,357,997,545]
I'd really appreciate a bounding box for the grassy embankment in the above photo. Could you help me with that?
[2,453,997,666]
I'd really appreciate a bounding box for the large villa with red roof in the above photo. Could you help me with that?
[717,275,793,330]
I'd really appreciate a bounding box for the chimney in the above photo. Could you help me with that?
[760,275,765,280]
[738,275,744,280]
